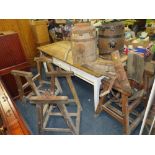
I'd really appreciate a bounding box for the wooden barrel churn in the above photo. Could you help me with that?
[71,23,97,65]
[98,22,125,55]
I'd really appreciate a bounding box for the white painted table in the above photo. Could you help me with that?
[38,41,127,111]
[38,41,105,111]
[52,57,104,111]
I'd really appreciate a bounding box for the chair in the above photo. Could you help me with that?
[11,56,81,134]
[96,51,145,134]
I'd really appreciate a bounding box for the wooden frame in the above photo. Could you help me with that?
[96,51,145,134]
[11,56,81,134]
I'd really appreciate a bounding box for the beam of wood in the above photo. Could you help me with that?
[22,73,40,89]
[43,128,71,132]
[49,112,77,117]
[57,103,77,134]
[130,110,145,134]
[11,70,33,78]
[111,50,132,95]
[34,56,53,63]
[43,105,53,128]
[102,105,123,123]
[107,104,123,117]
[66,76,81,134]
[36,104,43,134]
[36,61,42,83]
[121,94,130,134]
[100,77,116,98]
[46,62,63,94]
[46,71,74,77]
[29,95,68,102]
[13,75,24,101]
[128,98,142,113]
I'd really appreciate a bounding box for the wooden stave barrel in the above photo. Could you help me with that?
[71,23,97,65]
[98,22,125,55]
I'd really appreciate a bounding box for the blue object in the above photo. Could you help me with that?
[134,48,146,53]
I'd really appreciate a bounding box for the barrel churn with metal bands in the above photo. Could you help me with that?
[98,21,125,55]
[71,23,97,65]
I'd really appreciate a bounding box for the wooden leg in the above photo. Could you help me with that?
[57,103,77,134]
[36,104,43,134]
[14,75,24,101]
[47,62,63,94]
[96,81,111,115]
[121,94,130,134]
[50,76,55,95]
[66,76,81,134]
[36,61,42,83]
[95,97,104,114]
[66,76,81,108]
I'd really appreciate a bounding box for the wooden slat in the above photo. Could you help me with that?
[22,73,40,89]
[29,95,68,102]
[47,71,74,77]
[128,98,142,113]
[43,128,71,132]
[102,105,123,123]
[11,70,33,78]
[107,104,123,117]
[121,94,130,134]
[49,112,77,117]
[130,110,145,134]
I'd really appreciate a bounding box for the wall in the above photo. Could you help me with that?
[0,19,37,65]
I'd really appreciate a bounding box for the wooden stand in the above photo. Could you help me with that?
[96,51,145,134]
[11,56,81,134]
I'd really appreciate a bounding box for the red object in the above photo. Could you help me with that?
[124,47,129,55]
[0,32,30,98]
[0,79,31,134]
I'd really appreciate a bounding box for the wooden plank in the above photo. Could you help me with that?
[66,76,81,134]
[102,105,123,123]
[47,71,74,77]
[13,75,24,101]
[57,103,77,134]
[128,98,142,113]
[49,112,77,117]
[130,110,145,134]
[29,95,68,102]
[111,51,132,95]
[36,104,43,134]
[121,94,130,134]
[46,60,63,94]
[107,104,123,117]
[43,128,71,132]
[11,70,33,78]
